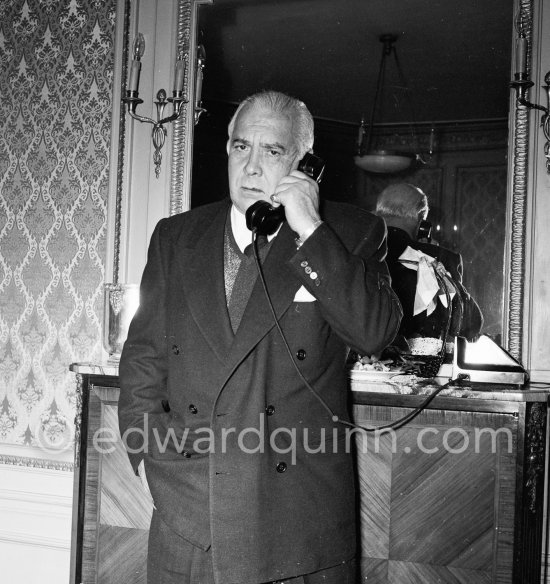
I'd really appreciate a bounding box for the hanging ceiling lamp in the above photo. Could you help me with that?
[354,34,418,174]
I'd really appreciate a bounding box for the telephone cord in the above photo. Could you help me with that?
[251,231,454,433]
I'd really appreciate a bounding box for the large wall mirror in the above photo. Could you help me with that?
[167,0,531,358]
[73,2,534,580]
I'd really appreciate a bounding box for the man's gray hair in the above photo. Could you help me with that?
[227,90,314,159]
[376,183,429,221]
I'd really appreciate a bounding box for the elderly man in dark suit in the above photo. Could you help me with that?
[375,182,483,352]
[118,90,402,584]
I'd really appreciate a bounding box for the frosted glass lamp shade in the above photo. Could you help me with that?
[354,150,416,173]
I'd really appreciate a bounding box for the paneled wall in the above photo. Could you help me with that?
[0,463,73,582]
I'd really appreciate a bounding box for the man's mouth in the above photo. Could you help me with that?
[242,186,263,194]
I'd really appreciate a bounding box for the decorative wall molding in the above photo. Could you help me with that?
[169,0,212,215]
[506,0,533,361]
[369,119,509,153]
[0,487,72,508]
[111,0,131,285]
[0,453,73,472]
[0,439,74,471]
[0,530,69,550]
[0,463,72,582]
[0,463,73,552]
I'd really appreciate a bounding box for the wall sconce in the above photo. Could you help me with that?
[510,17,550,173]
[122,34,207,178]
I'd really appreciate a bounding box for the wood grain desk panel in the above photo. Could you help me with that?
[71,374,153,584]
[69,368,549,584]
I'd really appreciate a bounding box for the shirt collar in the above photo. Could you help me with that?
[230,204,280,253]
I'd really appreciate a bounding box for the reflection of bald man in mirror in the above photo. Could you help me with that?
[375,183,483,350]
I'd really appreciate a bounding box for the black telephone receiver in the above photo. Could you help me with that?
[245,152,325,235]
[417,220,432,242]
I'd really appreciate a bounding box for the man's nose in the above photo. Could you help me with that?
[244,149,262,176]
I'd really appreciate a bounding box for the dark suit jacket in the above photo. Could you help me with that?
[118,199,402,584]
[385,226,483,343]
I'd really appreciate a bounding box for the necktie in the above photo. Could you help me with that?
[243,234,268,258]
[227,235,268,332]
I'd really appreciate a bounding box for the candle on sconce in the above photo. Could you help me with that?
[195,45,206,106]
[515,35,528,77]
[174,58,185,94]
[195,65,204,105]
[128,59,141,92]
[128,33,145,93]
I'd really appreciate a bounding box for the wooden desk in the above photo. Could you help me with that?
[69,365,549,583]
[69,366,153,584]
[352,387,549,583]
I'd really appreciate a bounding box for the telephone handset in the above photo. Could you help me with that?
[417,220,433,242]
[243,151,443,434]
[245,152,325,235]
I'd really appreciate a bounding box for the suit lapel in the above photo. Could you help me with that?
[178,205,300,373]
[178,201,235,364]
[226,222,300,369]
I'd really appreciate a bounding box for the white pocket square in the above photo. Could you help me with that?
[293,285,316,302]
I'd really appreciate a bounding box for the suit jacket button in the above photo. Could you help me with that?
[161,399,171,413]
[276,462,287,473]
[188,404,198,414]
[265,405,275,416]
[182,451,191,458]
[172,344,180,355]
[296,349,307,360]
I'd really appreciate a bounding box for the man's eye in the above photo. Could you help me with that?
[234,144,248,151]
[267,150,281,157]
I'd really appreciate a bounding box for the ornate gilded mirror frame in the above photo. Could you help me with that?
[506,0,532,360]
[167,0,213,215]
[111,0,532,361]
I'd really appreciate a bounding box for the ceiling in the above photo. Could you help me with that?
[198,0,514,126]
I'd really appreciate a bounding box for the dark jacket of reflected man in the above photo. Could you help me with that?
[375,182,483,348]
[118,90,402,584]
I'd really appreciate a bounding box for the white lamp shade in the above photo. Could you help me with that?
[354,151,416,173]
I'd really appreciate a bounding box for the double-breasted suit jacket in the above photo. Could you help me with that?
[118,198,402,584]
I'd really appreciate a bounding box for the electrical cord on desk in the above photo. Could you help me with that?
[251,230,457,432]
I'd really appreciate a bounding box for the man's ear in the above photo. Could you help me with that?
[226,140,230,155]
[291,150,304,170]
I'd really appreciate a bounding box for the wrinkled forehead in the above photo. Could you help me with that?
[233,104,297,149]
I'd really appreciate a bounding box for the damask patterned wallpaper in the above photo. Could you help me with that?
[0,0,116,460]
